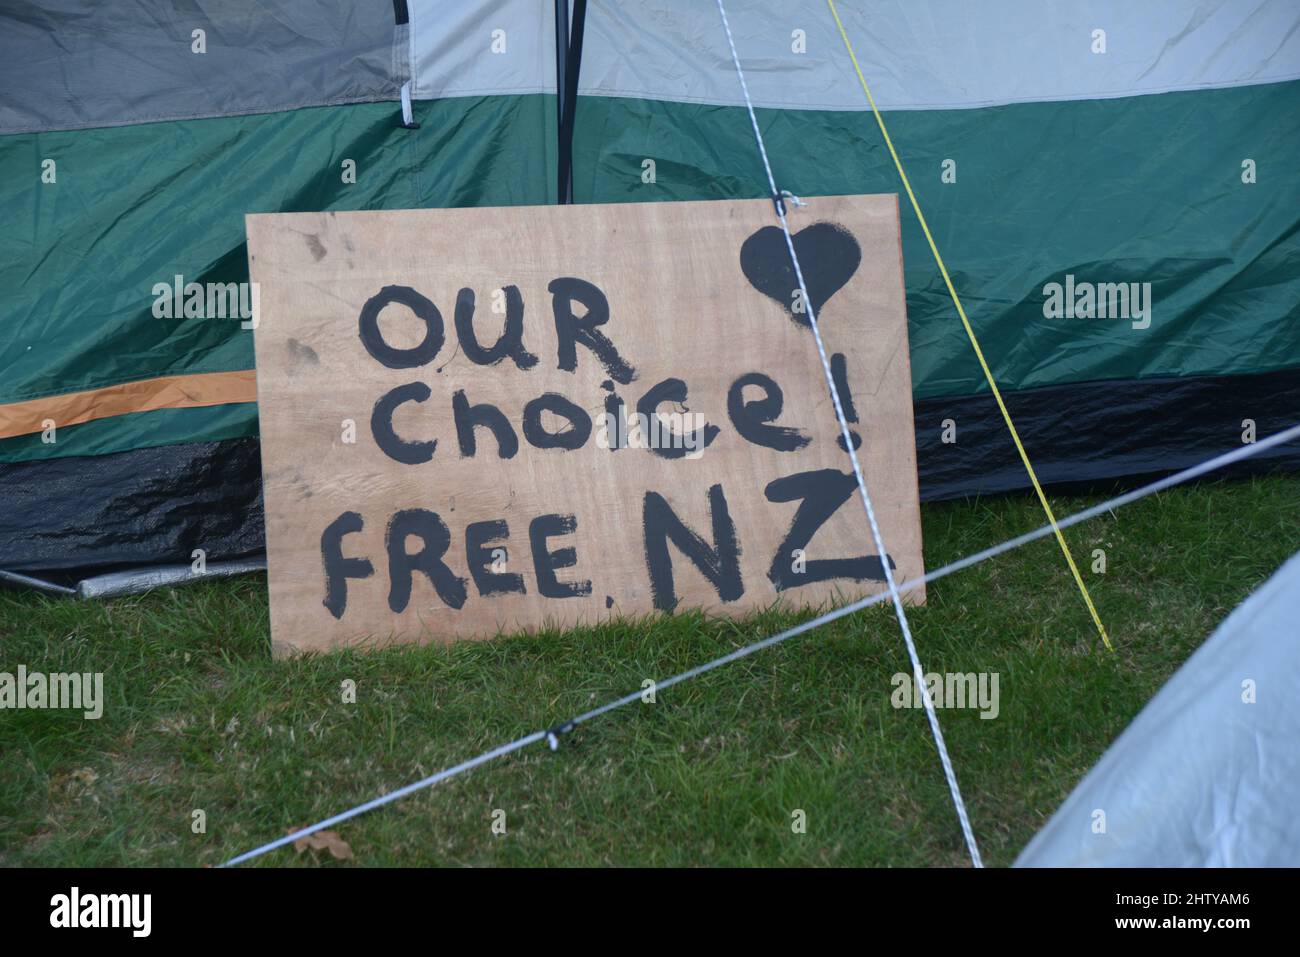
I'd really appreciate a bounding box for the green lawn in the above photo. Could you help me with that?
[1,475,1296,867]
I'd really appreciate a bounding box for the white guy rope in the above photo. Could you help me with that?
[711,0,982,865]
[222,732,548,867]
[223,421,1300,867]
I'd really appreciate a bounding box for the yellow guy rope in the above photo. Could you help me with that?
[826,0,1113,650]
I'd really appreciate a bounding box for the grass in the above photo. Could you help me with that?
[1,475,1296,867]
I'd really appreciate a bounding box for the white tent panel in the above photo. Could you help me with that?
[409,0,1300,111]
[1017,550,1300,867]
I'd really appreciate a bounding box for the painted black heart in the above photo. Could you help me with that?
[739,221,862,327]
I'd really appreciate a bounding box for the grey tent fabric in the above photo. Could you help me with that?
[0,0,400,134]
[1016,550,1300,867]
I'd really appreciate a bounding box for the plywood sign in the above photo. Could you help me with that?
[247,195,923,656]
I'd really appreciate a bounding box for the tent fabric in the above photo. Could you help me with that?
[409,0,554,103]
[0,0,400,134]
[5,85,1298,446]
[570,86,1300,397]
[0,1,1298,573]
[915,367,1300,501]
[0,437,263,575]
[1016,550,1300,867]
[407,0,1300,110]
[0,370,256,441]
[7,0,1296,131]
[0,94,551,448]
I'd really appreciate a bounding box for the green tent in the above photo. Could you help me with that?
[2,0,1297,579]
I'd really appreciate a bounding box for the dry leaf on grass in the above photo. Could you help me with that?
[287,828,354,860]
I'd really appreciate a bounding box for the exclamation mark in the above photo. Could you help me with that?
[830,353,862,452]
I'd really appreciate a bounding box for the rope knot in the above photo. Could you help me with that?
[545,720,576,751]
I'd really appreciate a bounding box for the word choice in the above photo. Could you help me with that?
[360,281,856,464]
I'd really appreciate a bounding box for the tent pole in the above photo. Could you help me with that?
[554,0,570,203]
[0,569,76,596]
[555,0,587,204]
[74,556,266,599]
